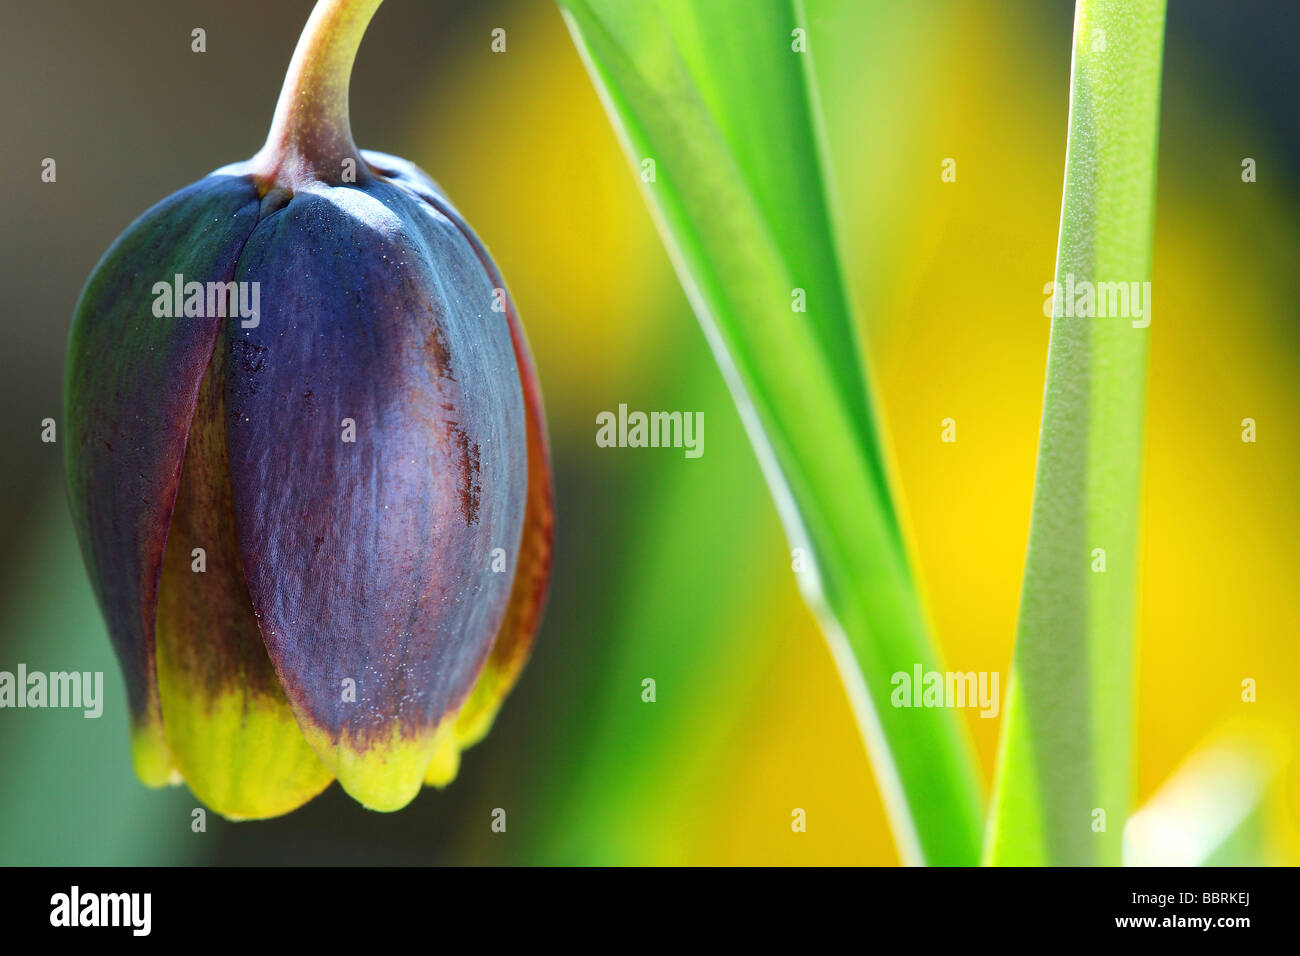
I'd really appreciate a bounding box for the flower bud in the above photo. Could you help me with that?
[63,0,552,818]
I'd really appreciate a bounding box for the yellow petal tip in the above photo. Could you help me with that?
[299,722,435,812]
[130,719,177,788]
[424,723,462,788]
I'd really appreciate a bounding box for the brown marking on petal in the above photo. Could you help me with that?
[445,421,482,525]
[424,318,456,382]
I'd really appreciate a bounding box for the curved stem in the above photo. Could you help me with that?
[253,0,385,190]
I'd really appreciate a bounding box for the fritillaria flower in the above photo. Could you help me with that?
[63,0,552,818]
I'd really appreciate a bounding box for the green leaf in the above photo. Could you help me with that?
[985,0,1167,865]
[559,0,983,864]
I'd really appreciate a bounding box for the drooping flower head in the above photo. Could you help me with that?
[63,0,552,818]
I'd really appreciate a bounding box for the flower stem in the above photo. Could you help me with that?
[254,0,385,190]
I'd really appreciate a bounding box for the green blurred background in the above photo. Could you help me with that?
[1,0,1296,864]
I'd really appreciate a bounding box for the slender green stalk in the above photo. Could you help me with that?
[560,0,983,864]
[985,0,1166,865]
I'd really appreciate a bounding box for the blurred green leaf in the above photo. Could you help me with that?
[530,343,791,864]
[986,0,1166,865]
[1123,723,1290,866]
[559,0,983,863]
[0,487,203,865]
